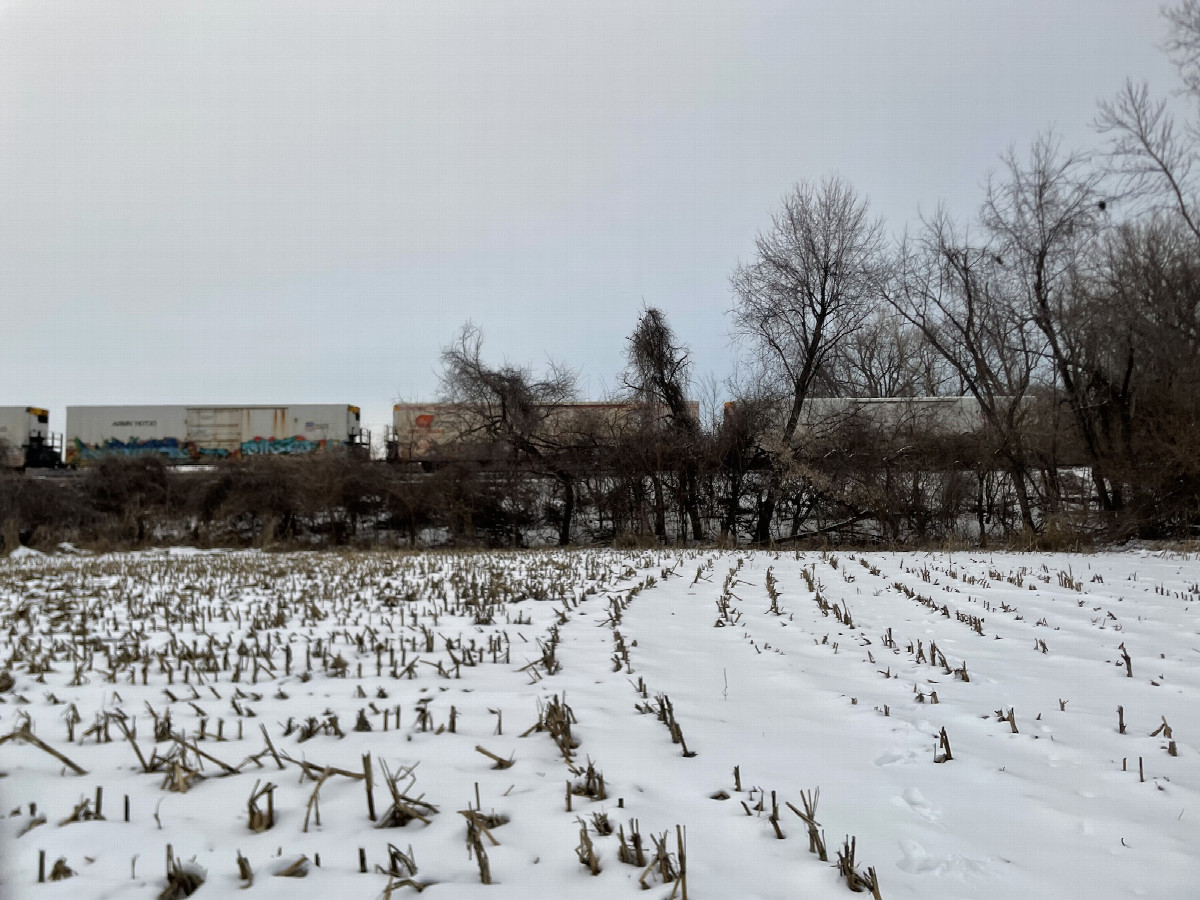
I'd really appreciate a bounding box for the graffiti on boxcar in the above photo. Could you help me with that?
[68,434,329,462]
[69,437,194,462]
[240,436,326,456]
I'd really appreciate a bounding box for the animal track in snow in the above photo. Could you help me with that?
[874,748,921,767]
[893,786,940,822]
[897,839,990,878]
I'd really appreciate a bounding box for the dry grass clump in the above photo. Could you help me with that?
[569,757,607,801]
[575,818,601,875]
[459,803,507,883]
[617,818,647,867]
[637,827,687,896]
[235,851,253,886]
[786,788,828,861]
[653,693,696,757]
[835,835,882,899]
[273,855,310,877]
[158,850,205,900]
[48,857,75,881]
[57,794,102,825]
[375,761,440,828]
[246,779,276,832]
[1150,716,1179,756]
[464,812,492,884]
[522,693,578,761]
[377,842,431,893]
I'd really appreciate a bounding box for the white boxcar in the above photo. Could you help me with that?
[0,407,53,468]
[798,397,986,437]
[65,405,364,463]
[387,401,700,465]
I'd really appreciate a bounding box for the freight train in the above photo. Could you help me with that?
[0,408,64,470]
[1,404,367,469]
[385,401,702,467]
[5,397,991,471]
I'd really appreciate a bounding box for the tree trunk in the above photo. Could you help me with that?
[683,464,704,540]
[755,481,778,545]
[722,473,742,545]
[557,474,575,547]
[652,476,667,541]
[1006,460,1037,535]
[976,471,987,547]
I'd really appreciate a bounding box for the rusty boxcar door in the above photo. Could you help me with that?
[186,407,244,456]
[243,407,289,442]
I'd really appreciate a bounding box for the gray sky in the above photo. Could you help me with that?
[0,1,1180,442]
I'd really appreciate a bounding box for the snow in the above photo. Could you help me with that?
[0,548,1198,898]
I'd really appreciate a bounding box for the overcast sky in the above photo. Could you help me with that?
[0,1,1181,441]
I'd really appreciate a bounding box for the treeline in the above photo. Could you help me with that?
[0,382,1175,551]
[0,418,1072,552]
[418,1,1200,548]
[5,4,1200,552]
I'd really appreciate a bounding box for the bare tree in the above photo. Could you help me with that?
[711,390,774,543]
[730,176,890,543]
[438,323,581,546]
[623,307,705,540]
[980,136,1117,516]
[1084,215,1200,533]
[887,210,1045,535]
[1085,0,1200,529]
[819,308,953,398]
[440,324,578,454]
[1096,2,1200,242]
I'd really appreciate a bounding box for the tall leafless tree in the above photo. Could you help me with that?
[623,307,705,540]
[887,210,1045,535]
[438,323,581,546]
[981,135,1116,516]
[730,176,890,543]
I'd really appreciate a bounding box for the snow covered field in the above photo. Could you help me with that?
[0,547,1197,899]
